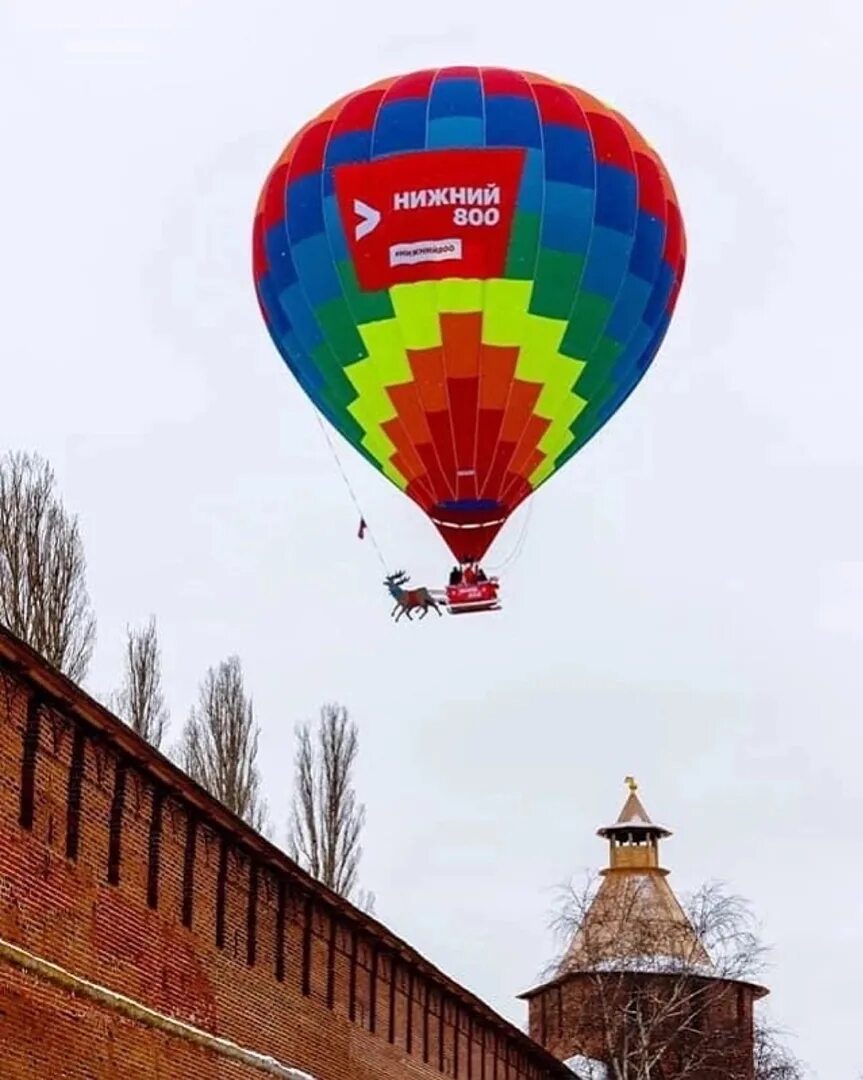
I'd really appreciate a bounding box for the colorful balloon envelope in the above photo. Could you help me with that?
[253,67,685,563]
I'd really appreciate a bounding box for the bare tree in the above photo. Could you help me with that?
[547,874,804,1080]
[287,703,370,907]
[752,1024,807,1080]
[0,451,95,680]
[180,656,266,830]
[111,617,168,748]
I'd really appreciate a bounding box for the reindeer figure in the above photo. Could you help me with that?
[384,570,442,622]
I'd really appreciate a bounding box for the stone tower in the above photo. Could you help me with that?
[520,780,767,1079]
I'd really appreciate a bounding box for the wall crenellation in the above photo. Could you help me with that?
[0,640,567,1080]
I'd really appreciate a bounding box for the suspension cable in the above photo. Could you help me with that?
[312,412,390,574]
[484,500,535,575]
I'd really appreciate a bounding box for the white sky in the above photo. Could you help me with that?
[2,2,862,1076]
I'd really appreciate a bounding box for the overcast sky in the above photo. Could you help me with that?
[2,1,861,1075]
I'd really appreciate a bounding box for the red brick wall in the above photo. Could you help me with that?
[526,972,757,1079]
[0,658,564,1080]
[0,960,271,1080]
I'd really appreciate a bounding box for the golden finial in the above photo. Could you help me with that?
[625,775,638,793]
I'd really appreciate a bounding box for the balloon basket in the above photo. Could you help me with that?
[431,581,502,615]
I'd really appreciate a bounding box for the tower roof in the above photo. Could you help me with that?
[596,776,671,839]
[558,780,713,976]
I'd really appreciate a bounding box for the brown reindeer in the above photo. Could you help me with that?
[384,570,442,621]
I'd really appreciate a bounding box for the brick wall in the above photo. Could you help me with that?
[0,634,567,1080]
[0,959,276,1080]
[525,971,758,1079]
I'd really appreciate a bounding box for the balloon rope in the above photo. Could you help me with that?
[313,412,390,574]
[485,500,534,574]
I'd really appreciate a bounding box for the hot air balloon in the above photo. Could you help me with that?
[253,67,685,615]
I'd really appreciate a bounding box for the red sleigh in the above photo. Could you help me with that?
[439,578,501,615]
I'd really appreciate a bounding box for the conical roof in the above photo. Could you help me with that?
[597,777,671,839]
[559,780,712,975]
